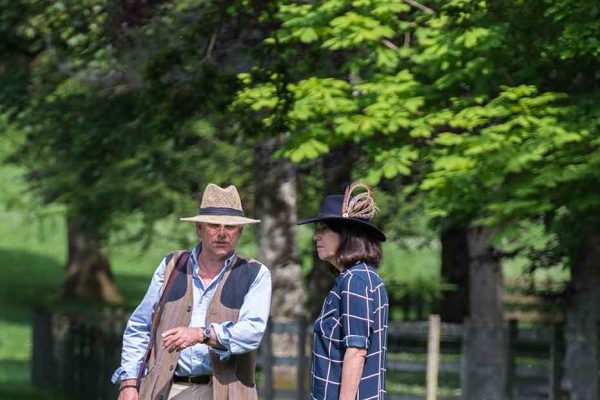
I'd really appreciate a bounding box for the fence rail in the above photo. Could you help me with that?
[389,277,566,323]
[32,306,572,400]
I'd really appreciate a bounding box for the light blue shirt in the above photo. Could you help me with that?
[111,243,271,383]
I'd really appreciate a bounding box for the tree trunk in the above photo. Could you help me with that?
[62,216,122,304]
[255,137,306,390]
[462,226,507,400]
[305,144,357,319]
[561,231,600,399]
[440,225,470,322]
[254,137,305,320]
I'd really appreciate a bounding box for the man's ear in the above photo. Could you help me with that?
[195,223,203,234]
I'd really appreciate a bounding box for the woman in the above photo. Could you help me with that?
[298,182,389,400]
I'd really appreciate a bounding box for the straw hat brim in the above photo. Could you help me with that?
[180,215,260,225]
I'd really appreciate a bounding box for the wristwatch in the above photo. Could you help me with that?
[202,327,212,344]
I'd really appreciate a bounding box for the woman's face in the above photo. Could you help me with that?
[313,223,342,269]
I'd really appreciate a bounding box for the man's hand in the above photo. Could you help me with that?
[161,327,203,353]
[117,379,138,400]
[118,386,138,400]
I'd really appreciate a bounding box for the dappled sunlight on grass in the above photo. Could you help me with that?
[0,322,31,363]
[0,156,572,399]
[0,248,64,323]
[380,242,440,282]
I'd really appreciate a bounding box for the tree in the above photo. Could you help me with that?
[1,0,269,302]
[255,137,305,320]
[234,0,426,321]
[236,0,600,397]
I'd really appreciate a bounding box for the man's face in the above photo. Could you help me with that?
[196,223,243,261]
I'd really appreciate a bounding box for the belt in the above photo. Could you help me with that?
[173,375,211,385]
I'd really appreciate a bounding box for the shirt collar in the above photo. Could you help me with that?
[192,242,237,271]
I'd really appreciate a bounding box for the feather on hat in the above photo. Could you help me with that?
[297,182,386,242]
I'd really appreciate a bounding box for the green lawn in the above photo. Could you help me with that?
[0,213,67,397]
[0,151,568,399]
[0,201,442,399]
[0,146,267,399]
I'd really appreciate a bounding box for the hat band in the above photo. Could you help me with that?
[319,213,369,221]
[198,207,245,217]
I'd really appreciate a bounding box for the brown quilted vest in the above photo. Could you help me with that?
[138,251,261,400]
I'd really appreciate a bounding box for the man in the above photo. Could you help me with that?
[112,183,271,400]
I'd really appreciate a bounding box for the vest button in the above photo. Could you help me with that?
[169,365,174,371]
[187,306,192,312]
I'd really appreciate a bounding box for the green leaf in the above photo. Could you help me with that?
[288,138,330,162]
[298,27,319,43]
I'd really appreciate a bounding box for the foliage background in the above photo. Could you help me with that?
[4,0,598,397]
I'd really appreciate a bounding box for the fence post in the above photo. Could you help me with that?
[31,307,55,387]
[261,320,274,400]
[73,319,84,399]
[104,308,124,400]
[63,318,75,394]
[85,321,99,398]
[31,308,133,400]
[416,296,426,321]
[426,314,441,400]
[549,322,564,400]
[296,316,307,400]
[401,294,412,321]
[506,319,518,400]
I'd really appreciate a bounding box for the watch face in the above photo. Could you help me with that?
[203,328,211,342]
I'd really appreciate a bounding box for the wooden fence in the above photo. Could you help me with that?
[388,276,566,323]
[32,307,126,400]
[31,307,569,400]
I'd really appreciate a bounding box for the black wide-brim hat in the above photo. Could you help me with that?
[297,194,386,242]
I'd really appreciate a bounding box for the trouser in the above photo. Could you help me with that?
[168,381,213,400]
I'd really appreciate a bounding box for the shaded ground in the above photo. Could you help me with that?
[0,359,67,400]
[0,247,68,400]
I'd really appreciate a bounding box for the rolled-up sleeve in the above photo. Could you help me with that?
[111,258,167,383]
[340,274,372,349]
[212,265,271,358]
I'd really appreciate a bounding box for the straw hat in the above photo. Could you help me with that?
[297,182,386,242]
[180,183,260,225]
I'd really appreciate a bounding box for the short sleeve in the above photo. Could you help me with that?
[339,274,372,349]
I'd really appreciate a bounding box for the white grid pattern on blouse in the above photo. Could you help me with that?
[311,262,389,400]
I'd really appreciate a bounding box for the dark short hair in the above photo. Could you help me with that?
[326,221,383,269]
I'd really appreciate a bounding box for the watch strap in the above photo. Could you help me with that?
[202,327,212,344]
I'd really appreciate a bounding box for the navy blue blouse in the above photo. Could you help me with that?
[311,262,389,399]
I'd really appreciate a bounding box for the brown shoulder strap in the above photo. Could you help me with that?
[136,250,191,387]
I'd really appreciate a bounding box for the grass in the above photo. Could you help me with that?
[0,204,564,399]
[0,150,270,399]
[0,143,569,399]
[0,164,68,398]
[0,202,450,399]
